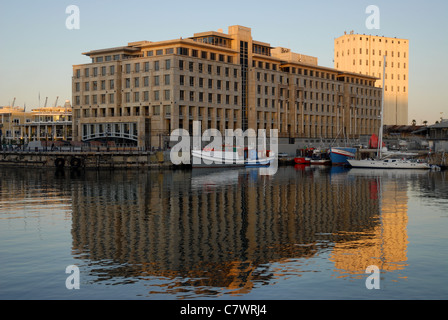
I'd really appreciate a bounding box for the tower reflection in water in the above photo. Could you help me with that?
[70,166,420,296]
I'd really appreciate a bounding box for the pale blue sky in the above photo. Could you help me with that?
[1,0,447,124]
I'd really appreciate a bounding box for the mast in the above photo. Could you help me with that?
[378,55,386,159]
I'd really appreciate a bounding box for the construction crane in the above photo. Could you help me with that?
[11,97,16,108]
[53,96,59,108]
[44,97,48,108]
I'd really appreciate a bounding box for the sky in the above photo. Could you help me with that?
[0,0,447,124]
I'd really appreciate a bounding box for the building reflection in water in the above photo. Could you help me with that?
[68,166,426,296]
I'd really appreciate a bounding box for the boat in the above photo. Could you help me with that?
[310,149,331,165]
[347,158,431,169]
[329,147,357,166]
[347,55,431,170]
[294,157,311,165]
[191,149,245,168]
[245,148,276,167]
[191,147,275,168]
[294,148,313,165]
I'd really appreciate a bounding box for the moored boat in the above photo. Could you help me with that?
[294,157,311,165]
[347,55,431,170]
[347,158,431,169]
[191,149,245,168]
[329,147,357,166]
[191,147,275,168]
[310,149,331,165]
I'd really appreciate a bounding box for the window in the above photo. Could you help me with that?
[165,59,171,70]
[154,61,160,71]
[164,90,170,100]
[164,74,170,85]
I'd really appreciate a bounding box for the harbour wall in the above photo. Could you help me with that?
[0,150,446,170]
[0,151,176,169]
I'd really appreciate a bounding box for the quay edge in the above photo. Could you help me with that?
[0,151,178,170]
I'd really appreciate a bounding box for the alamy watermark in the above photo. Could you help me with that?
[365,265,380,289]
[66,5,80,30]
[65,265,80,290]
[365,5,380,30]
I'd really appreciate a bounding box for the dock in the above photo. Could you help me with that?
[0,150,176,169]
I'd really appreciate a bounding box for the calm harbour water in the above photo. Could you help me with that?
[0,166,447,300]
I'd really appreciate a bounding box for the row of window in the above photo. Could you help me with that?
[337,49,407,58]
[76,57,378,91]
[349,59,407,69]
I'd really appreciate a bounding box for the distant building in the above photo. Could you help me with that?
[0,101,72,144]
[334,31,409,126]
[413,119,448,152]
[20,100,73,143]
[72,25,382,149]
[0,106,32,144]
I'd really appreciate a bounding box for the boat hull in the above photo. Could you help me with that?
[191,150,275,168]
[192,150,245,168]
[329,147,357,165]
[347,159,430,169]
[294,157,311,165]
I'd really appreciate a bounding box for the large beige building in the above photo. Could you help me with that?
[72,26,382,149]
[334,31,409,125]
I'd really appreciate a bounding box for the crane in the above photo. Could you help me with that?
[53,96,59,108]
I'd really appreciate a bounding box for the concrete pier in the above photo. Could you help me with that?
[0,151,176,169]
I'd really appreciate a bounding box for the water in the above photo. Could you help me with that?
[0,166,447,300]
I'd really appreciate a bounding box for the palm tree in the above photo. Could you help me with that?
[411,119,416,126]
[423,120,428,126]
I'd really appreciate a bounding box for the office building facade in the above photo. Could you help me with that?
[72,26,382,148]
[334,31,409,125]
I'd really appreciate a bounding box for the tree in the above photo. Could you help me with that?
[411,119,416,126]
[423,120,428,126]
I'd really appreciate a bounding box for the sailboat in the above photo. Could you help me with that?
[347,56,430,170]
